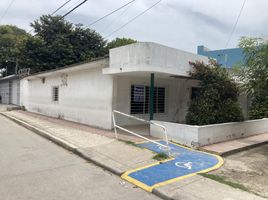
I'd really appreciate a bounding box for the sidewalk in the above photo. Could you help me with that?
[1,110,157,175]
[1,109,266,200]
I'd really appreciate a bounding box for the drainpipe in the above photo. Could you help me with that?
[149,73,154,120]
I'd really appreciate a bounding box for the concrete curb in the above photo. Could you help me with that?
[152,189,174,200]
[1,112,125,176]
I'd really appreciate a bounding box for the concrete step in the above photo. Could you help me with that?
[200,132,268,156]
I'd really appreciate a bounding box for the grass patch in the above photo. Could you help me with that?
[119,139,138,147]
[199,173,250,192]
[152,153,169,161]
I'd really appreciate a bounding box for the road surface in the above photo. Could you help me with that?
[0,114,160,200]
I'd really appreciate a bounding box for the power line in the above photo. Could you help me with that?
[51,0,72,15]
[225,0,247,48]
[27,0,76,34]
[59,0,82,15]
[104,0,162,39]
[84,0,136,28]
[59,0,88,20]
[0,0,16,24]
[100,0,136,33]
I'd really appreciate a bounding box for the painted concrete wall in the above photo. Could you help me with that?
[113,75,199,126]
[150,120,199,147]
[105,42,209,76]
[197,45,244,68]
[20,60,114,129]
[151,118,268,147]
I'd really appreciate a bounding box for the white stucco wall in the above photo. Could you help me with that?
[151,118,268,147]
[104,42,209,76]
[113,75,199,126]
[150,120,199,147]
[20,59,114,129]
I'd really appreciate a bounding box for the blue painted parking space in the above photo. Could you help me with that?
[121,141,224,192]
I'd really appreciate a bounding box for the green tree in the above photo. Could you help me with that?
[0,25,29,76]
[21,15,106,73]
[106,37,136,50]
[238,37,268,119]
[185,60,244,125]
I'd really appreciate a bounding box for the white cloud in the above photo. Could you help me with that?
[0,0,267,53]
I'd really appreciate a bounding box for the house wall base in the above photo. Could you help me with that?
[150,118,268,147]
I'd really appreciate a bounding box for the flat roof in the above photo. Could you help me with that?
[24,57,109,80]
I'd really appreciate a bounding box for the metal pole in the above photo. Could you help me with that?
[112,111,118,139]
[149,73,154,120]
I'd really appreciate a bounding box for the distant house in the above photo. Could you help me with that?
[197,45,245,68]
[0,75,20,105]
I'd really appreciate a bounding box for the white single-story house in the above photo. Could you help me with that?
[20,42,209,129]
[0,75,20,105]
[19,42,266,147]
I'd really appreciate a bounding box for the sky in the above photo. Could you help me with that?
[0,0,267,53]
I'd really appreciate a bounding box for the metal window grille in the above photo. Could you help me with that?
[52,86,59,102]
[130,85,165,114]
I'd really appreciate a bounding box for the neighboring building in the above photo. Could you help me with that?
[0,75,20,105]
[20,42,209,129]
[197,45,245,68]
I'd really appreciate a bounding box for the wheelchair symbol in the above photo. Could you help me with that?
[175,162,193,170]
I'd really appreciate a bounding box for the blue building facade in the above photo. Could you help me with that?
[197,45,245,68]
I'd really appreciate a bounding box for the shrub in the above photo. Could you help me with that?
[185,60,244,125]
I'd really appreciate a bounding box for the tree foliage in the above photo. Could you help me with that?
[185,60,244,125]
[0,25,29,76]
[20,15,106,73]
[238,37,268,119]
[0,16,138,75]
[106,37,136,50]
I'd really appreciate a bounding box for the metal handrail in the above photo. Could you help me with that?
[112,110,170,154]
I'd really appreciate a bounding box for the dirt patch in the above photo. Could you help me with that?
[211,144,268,198]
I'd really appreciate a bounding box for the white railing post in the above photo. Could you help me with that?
[112,111,118,139]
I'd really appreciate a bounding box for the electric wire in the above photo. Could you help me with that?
[225,0,247,48]
[84,0,136,28]
[27,0,74,34]
[51,0,72,15]
[104,0,162,39]
[59,0,88,20]
[100,0,136,34]
[0,0,16,24]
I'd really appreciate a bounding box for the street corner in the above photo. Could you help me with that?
[122,141,224,192]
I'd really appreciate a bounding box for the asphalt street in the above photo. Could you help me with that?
[0,114,160,200]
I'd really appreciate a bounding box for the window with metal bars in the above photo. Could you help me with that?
[52,86,59,102]
[191,87,200,100]
[130,85,165,114]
